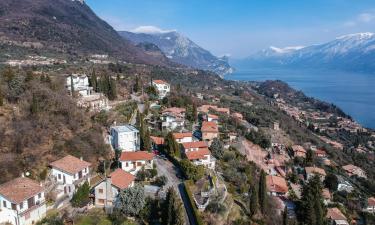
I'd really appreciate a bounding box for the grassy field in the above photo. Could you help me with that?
[74,209,137,225]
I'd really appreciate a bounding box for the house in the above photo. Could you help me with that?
[0,177,46,225]
[150,136,164,151]
[292,145,307,158]
[66,74,93,97]
[151,80,170,99]
[110,125,140,152]
[120,151,154,175]
[94,169,135,208]
[197,105,217,114]
[342,164,367,178]
[365,197,375,213]
[266,175,288,196]
[326,208,349,225]
[182,142,215,169]
[173,133,193,144]
[315,149,328,158]
[233,112,243,120]
[50,155,91,198]
[216,107,230,115]
[207,114,219,123]
[305,167,326,182]
[201,121,219,145]
[337,176,354,192]
[322,188,332,205]
[77,93,110,112]
[162,107,186,131]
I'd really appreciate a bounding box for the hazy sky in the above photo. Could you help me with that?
[87,0,375,58]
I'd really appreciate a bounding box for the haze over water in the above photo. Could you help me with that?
[226,68,375,130]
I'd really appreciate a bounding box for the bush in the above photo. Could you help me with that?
[179,159,205,182]
[71,182,90,208]
[153,176,168,187]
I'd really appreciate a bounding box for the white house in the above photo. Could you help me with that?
[161,108,186,131]
[50,155,91,198]
[94,169,135,208]
[110,125,140,152]
[365,197,375,213]
[173,133,193,144]
[151,80,170,99]
[0,177,46,225]
[120,151,154,175]
[66,74,93,97]
[182,142,216,169]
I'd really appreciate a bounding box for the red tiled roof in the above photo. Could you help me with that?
[292,145,307,153]
[201,121,218,133]
[0,177,44,204]
[153,80,168,85]
[50,155,91,175]
[173,133,193,139]
[162,107,186,114]
[368,197,375,207]
[110,169,135,190]
[182,141,208,150]
[315,149,327,157]
[342,164,360,173]
[198,105,217,113]
[120,151,154,161]
[266,175,288,194]
[185,148,211,160]
[326,208,347,221]
[305,167,327,176]
[150,136,165,145]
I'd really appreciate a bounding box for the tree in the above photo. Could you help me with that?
[0,85,3,106]
[179,159,205,181]
[90,71,98,92]
[71,182,90,207]
[115,185,145,216]
[258,169,267,213]
[30,94,40,115]
[283,205,288,225]
[134,75,141,93]
[70,75,75,97]
[162,188,185,225]
[249,184,258,217]
[1,66,15,83]
[108,77,117,100]
[324,173,338,192]
[165,132,180,157]
[210,138,225,159]
[25,70,34,83]
[305,149,315,166]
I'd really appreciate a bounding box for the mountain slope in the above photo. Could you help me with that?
[236,33,375,73]
[0,0,167,65]
[119,28,234,75]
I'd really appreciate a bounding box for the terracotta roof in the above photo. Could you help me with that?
[153,80,168,85]
[50,155,91,175]
[322,188,331,200]
[173,133,193,139]
[185,148,211,160]
[326,208,347,221]
[266,175,288,194]
[198,105,217,113]
[120,151,154,161]
[292,145,307,153]
[201,121,218,133]
[315,149,327,156]
[110,169,135,190]
[182,141,208,150]
[0,177,44,204]
[305,167,327,176]
[368,197,375,207]
[162,107,186,114]
[342,164,361,173]
[150,136,165,145]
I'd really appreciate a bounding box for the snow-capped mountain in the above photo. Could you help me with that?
[119,27,234,76]
[235,32,375,73]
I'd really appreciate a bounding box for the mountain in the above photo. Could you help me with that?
[235,32,375,73]
[119,27,234,75]
[0,0,167,65]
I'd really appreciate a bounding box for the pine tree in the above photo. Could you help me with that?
[249,184,258,217]
[258,169,267,214]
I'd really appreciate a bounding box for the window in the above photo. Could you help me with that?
[126,162,129,167]
[11,203,16,210]
[38,193,41,199]
[3,201,6,208]
[58,174,61,179]
[99,189,104,194]
[20,202,23,210]
[27,197,35,208]
[84,168,87,173]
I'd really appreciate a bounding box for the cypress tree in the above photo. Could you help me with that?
[173,200,185,225]
[90,71,97,92]
[283,205,288,225]
[258,170,267,213]
[108,77,117,100]
[0,86,3,106]
[70,76,75,97]
[30,94,39,115]
[249,184,258,217]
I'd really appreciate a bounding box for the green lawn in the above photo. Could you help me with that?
[75,209,137,225]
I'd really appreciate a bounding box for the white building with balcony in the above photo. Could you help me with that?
[0,177,46,225]
[110,125,140,152]
[66,74,93,97]
[151,80,170,99]
[119,151,154,175]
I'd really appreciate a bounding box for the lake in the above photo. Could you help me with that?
[225,68,375,130]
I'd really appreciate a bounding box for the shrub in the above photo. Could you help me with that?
[71,182,90,207]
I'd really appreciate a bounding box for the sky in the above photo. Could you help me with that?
[87,0,375,58]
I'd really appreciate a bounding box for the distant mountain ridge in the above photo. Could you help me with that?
[119,27,234,75]
[235,32,375,73]
[0,0,169,65]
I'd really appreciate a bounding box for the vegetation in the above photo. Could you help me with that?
[115,185,146,217]
[165,132,181,157]
[258,170,267,213]
[245,130,271,149]
[162,188,185,225]
[209,138,224,159]
[179,159,205,182]
[71,182,90,207]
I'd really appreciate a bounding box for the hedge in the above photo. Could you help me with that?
[183,181,205,225]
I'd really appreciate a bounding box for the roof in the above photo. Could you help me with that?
[342,164,361,173]
[162,107,186,116]
[326,208,347,221]
[208,114,219,119]
[233,112,243,119]
[305,167,327,176]
[197,105,217,113]
[322,188,331,200]
[201,121,218,133]
[266,175,288,194]
[292,145,307,153]
[120,151,154,161]
[216,107,230,114]
[110,169,135,190]
[153,80,169,85]
[182,141,208,149]
[185,148,211,160]
[150,136,165,145]
[0,177,44,204]
[111,124,139,133]
[173,133,193,139]
[368,197,375,207]
[50,155,91,175]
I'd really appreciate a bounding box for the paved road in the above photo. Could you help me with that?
[154,157,197,225]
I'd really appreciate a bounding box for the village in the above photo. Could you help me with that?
[0,72,374,225]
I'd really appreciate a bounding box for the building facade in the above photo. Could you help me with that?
[110,125,140,151]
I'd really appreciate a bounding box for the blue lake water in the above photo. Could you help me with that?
[225,68,375,129]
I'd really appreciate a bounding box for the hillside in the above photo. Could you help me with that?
[119,28,234,75]
[0,0,168,65]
